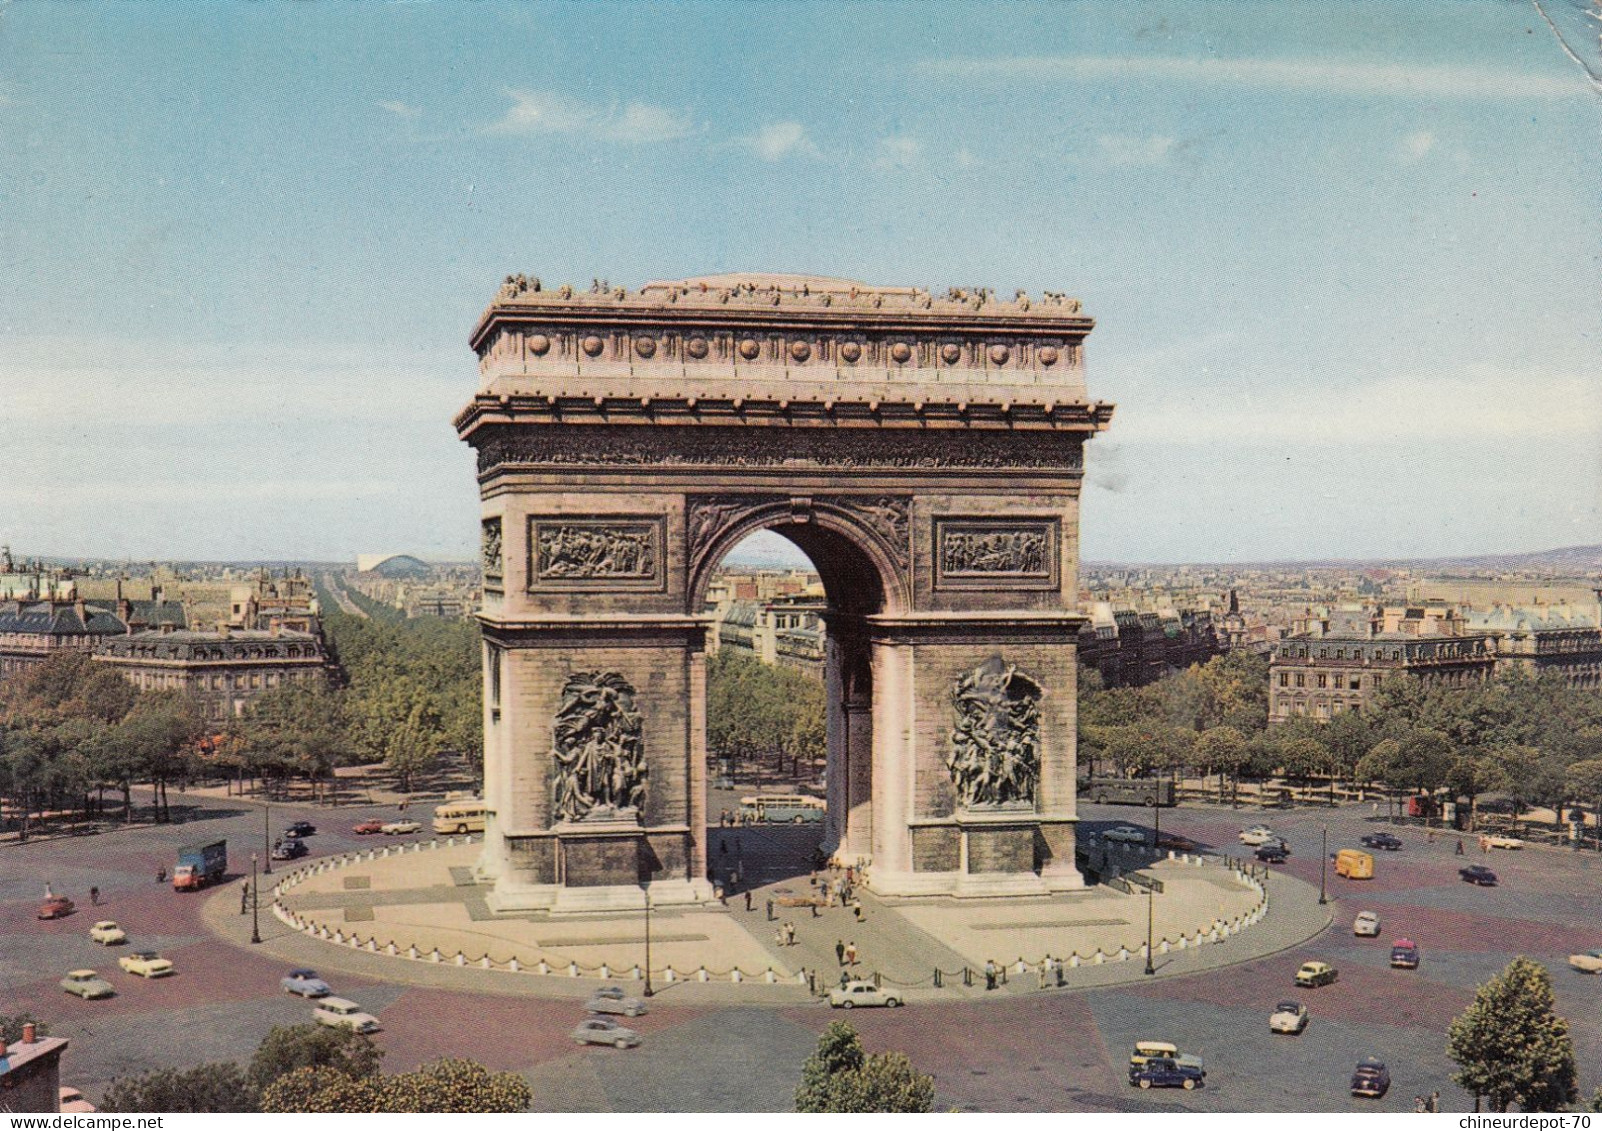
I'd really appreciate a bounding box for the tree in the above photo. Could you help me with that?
[1447,956,1577,1112]
[1193,725,1247,803]
[795,1022,934,1113]
[260,1059,531,1113]
[0,1015,48,1044]
[101,1063,256,1113]
[247,1024,382,1097]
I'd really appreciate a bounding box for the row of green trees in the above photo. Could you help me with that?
[1080,653,1602,820]
[0,605,483,831]
[706,651,826,775]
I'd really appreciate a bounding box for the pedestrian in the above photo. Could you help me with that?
[776,926,787,947]
[44,882,53,899]
[984,959,997,991]
[1430,1091,1440,1112]
[720,838,727,855]
[766,898,775,922]
[1038,960,1050,990]
[1455,838,1465,856]
[1427,829,1436,843]
[744,890,753,912]
[240,880,250,915]
[845,941,858,965]
[835,939,846,966]
[852,899,863,922]
[786,922,796,946]
[1414,1096,1427,1113]
[811,901,819,918]
[840,969,851,989]
[89,885,99,906]
[157,866,166,883]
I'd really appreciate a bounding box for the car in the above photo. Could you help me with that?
[119,951,175,978]
[1484,834,1524,850]
[1128,1057,1205,1090]
[1294,960,1338,988]
[58,1087,96,1113]
[1103,824,1147,845]
[571,1017,641,1049]
[381,820,422,835]
[281,968,333,997]
[1350,1057,1391,1098]
[1256,843,1289,864]
[89,920,127,946]
[828,980,904,1009]
[38,896,76,920]
[1360,832,1403,851]
[353,819,386,835]
[271,839,309,861]
[1569,949,1602,974]
[284,821,317,839]
[60,970,115,999]
[314,997,381,1033]
[1269,1000,1309,1034]
[1239,826,1278,846]
[586,985,649,1017]
[1353,911,1381,937]
[1390,939,1420,969]
[1460,864,1499,886]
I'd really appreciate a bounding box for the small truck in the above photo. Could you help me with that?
[173,840,228,891]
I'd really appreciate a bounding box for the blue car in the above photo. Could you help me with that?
[281,968,332,998]
[1129,1058,1205,1090]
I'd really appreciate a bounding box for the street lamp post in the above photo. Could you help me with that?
[1143,885,1155,976]
[250,852,261,944]
[1318,826,1328,905]
[262,788,272,876]
[642,886,654,997]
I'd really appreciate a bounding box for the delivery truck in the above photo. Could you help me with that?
[173,840,228,891]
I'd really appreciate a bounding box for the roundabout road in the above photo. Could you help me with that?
[5,792,1599,1111]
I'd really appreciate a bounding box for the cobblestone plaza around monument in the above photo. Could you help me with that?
[9,789,1602,1112]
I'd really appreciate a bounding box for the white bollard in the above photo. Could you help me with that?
[408,945,419,959]
[665,967,676,983]
[600,964,610,979]
[731,969,743,983]
[568,962,578,977]
[698,967,709,982]
[455,951,466,966]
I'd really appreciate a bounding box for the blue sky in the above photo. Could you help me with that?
[1,1,1598,564]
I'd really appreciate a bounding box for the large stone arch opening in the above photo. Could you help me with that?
[457,273,1112,910]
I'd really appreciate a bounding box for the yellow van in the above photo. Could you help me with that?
[432,799,488,835]
[1335,849,1374,880]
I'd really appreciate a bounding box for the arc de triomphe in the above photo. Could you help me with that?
[455,274,1113,911]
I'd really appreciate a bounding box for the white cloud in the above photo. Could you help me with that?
[483,89,691,143]
[875,135,924,169]
[915,55,1585,100]
[1400,130,1436,161]
[1096,134,1175,166]
[1113,368,1602,446]
[377,100,421,119]
[737,121,820,161]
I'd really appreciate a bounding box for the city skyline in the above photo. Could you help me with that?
[2,3,1598,564]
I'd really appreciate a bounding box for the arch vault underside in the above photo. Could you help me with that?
[456,273,1113,910]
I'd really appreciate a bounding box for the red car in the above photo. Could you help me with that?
[353,819,385,835]
[38,896,75,920]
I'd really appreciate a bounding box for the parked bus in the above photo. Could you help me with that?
[738,794,826,824]
[432,799,489,835]
[1080,777,1176,807]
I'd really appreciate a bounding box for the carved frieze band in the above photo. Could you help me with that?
[934,517,1061,591]
[481,517,503,586]
[477,426,1085,474]
[686,494,911,576]
[527,516,666,591]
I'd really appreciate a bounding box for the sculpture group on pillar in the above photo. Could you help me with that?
[551,672,648,822]
[946,656,1041,809]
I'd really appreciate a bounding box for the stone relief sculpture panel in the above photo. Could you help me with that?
[946,656,1041,809]
[551,671,648,823]
[481,518,503,584]
[934,519,1059,590]
[528,518,665,589]
[686,493,911,577]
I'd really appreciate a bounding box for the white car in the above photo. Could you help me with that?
[1353,911,1381,937]
[1569,949,1602,974]
[89,921,126,946]
[314,997,381,1033]
[1269,1000,1309,1034]
[1239,826,1278,846]
[828,980,904,1008]
[1484,834,1524,850]
[1103,825,1148,845]
[381,820,422,835]
[118,951,175,978]
[571,1017,640,1048]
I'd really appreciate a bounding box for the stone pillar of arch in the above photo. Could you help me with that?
[456,273,1113,909]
